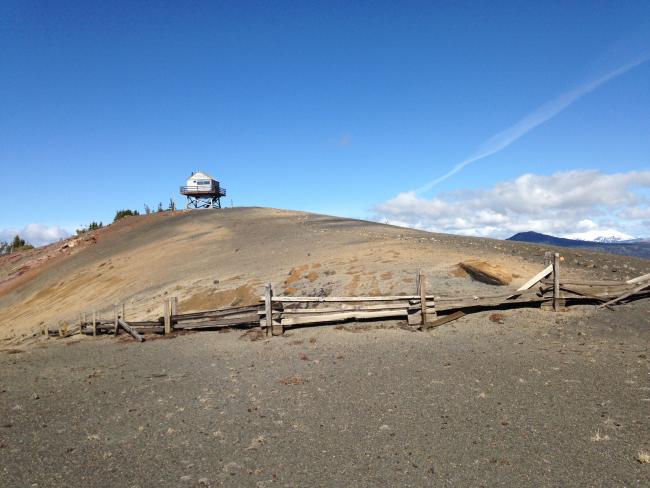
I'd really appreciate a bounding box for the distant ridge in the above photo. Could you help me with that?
[507,231,650,260]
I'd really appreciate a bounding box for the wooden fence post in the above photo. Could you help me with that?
[164,299,171,334]
[265,284,273,336]
[553,253,561,311]
[419,269,427,327]
[92,311,97,337]
[114,305,119,335]
[171,297,178,316]
[59,321,69,338]
[544,251,552,267]
[273,286,284,336]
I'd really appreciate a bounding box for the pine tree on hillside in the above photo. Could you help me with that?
[12,235,26,249]
[114,209,140,222]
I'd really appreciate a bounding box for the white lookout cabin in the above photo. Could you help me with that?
[180,171,227,209]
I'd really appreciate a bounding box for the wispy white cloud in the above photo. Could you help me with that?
[415,55,650,194]
[375,170,650,239]
[0,224,70,247]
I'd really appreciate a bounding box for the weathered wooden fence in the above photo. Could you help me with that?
[42,252,650,341]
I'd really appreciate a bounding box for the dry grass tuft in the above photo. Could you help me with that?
[334,323,395,333]
[637,450,650,464]
[590,430,610,442]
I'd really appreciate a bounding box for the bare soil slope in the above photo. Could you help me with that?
[1,207,649,342]
[1,208,649,487]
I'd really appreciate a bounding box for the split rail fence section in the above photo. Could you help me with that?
[44,252,650,341]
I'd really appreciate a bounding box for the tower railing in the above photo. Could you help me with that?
[180,185,226,197]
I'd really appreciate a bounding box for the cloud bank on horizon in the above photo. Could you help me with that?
[414,55,650,194]
[375,170,650,239]
[0,224,70,247]
[375,51,650,239]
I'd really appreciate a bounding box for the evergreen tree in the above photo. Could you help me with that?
[11,235,26,249]
[114,209,140,222]
[2,235,33,253]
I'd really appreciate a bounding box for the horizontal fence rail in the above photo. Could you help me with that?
[40,252,650,341]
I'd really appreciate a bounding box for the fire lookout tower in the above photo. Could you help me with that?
[180,171,227,209]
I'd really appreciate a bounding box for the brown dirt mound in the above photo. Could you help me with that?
[459,260,512,286]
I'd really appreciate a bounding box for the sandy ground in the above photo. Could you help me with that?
[1,302,648,487]
[2,208,650,343]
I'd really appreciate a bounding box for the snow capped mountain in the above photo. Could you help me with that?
[563,229,634,243]
[507,231,650,259]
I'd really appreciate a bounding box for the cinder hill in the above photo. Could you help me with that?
[1,207,649,341]
[2,208,650,487]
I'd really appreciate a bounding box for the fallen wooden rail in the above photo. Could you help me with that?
[117,319,145,342]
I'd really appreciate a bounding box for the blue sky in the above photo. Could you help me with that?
[1,1,649,244]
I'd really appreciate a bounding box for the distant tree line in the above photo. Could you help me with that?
[143,198,176,215]
[76,221,104,235]
[114,199,176,222]
[0,235,34,255]
[1,198,180,255]
[113,209,140,222]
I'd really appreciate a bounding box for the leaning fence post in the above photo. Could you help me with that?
[164,299,171,334]
[92,311,97,337]
[419,269,427,327]
[265,284,273,336]
[553,253,561,311]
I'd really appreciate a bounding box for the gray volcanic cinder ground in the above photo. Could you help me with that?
[0,207,649,486]
[1,304,649,487]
